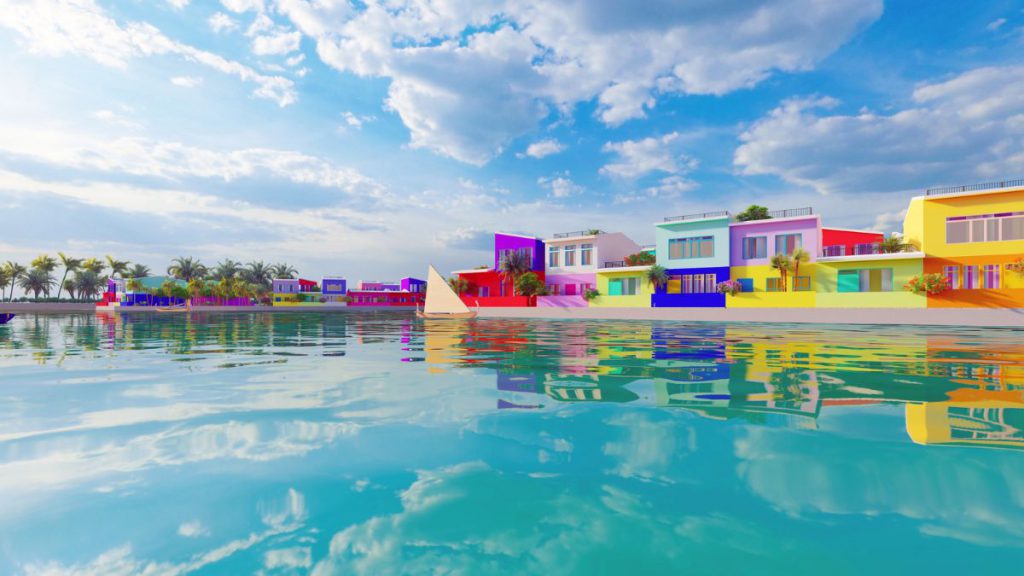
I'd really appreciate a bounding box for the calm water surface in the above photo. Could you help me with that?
[1,311,1023,574]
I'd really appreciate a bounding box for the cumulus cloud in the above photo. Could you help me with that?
[208,12,238,33]
[270,0,882,164]
[538,174,584,198]
[246,13,302,56]
[734,66,1024,195]
[178,520,209,538]
[600,132,697,179]
[0,0,296,106]
[340,111,376,131]
[434,228,492,251]
[165,0,189,9]
[518,138,566,159]
[170,75,203,87]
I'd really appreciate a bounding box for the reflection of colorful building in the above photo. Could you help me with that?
[653,212,731,308]
[906,398,1024,450]
[455,233,546,307]
[903,182,1024,308]
[728,209,820,308]
[539,231,640,308]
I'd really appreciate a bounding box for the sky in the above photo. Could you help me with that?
[0,0,1022,287]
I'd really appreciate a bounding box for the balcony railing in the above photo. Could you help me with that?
[602,260,628,268]
[663,210,729,223]
[767,207,813,219]
[821,243,915,258]
[853,243,881,255]
[926,178,1024,196]
[553,230,600,239]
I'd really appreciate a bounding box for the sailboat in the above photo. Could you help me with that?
[416,265,478,319]
[0,313,14,325]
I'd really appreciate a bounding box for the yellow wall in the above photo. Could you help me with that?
[914,187,1024,258]
[726,264,817,308]
[593,269,654,307]
[816,258,927,308]
[902,197,925,252]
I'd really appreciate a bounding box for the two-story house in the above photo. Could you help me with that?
[539,230,641,307]
[652,211,731,307]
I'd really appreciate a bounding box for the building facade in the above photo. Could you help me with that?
[592,265,654,308]
[652,212,731,308]
[727,210,821,308]
[539,230,641,308]
[455,232,546,307]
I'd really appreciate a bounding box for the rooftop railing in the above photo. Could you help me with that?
[602,260,628,268]
[925,178,1024,196]
[552,230,601,239]
[766,207,813,219]
[663,210,729,223]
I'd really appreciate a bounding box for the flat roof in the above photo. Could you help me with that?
[818,251,925,263]
[729,214,821,227]
[915,184,1024,201]
[495,231,540,240]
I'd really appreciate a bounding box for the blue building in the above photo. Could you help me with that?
[652,211,731,307]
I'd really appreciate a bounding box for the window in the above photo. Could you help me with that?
[984,264,1001,289]
[667,275,682,294]
[480,287,490,297]
[947,212,1024,243]
[775,233,802,255]
[564,245,576,266]
[737,278,754,292]
[668,236,714,259]
[838,269,893,292]
[548,248,559,268]
[943,266,960,290]
[704,273,717,293]
[581,244,593,266]
[964,265,979,289]
[546,284,560,295]
[793,276,812,292]
[766,278,784,292]
[565,284,577,296]
[608,277,639,296]
[742,236,767,259]
[822,245,845,257]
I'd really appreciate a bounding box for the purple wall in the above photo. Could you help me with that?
[401,277,426,293]
[729,216,821,267]
[494,233,545,271]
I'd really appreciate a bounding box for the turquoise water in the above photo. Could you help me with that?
[1,312,1023,574]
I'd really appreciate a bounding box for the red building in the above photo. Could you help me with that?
[821,227,885,257]
[452,268,545,307]
[346,290,424,307]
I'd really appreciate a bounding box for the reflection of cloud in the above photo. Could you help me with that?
[736,427,1024,547]
[602,412,690,483]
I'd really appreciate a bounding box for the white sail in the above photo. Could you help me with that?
[424,265,471,315]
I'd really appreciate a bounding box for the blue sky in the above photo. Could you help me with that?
[0,0,1022,286]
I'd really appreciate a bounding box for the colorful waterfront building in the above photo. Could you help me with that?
[98,276,189,308]
[816,228,927,307]
[652,211,731,308]
[902,181,1024,308]
[591,264,655,308]
[727,208,820,308]
[538,230,641,308]
[272,277,348,306]
[347,277,425,307]
[454,232,546,307]
[321,277,347,304]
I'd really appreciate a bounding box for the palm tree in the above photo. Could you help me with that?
[62,278,77,300]
[646,264,669,291]
[269,262,298,279]
[168,257,207,282]
[879,235,905,254]
[56,253,82,300]
[31,254,58,274]
[790,248,809,288]
[187,278,205,303]
[0,267,11,302]
[19,268,56,299]
[769,253,792,292]
[212,259,242,281]
[128,263,151,278]
[448,276,470,295]
[73,271,104,300]
[126,278,144,294]
[242,261,273,289]
[81,258,106,275]
[5,262,27,301]
[498,250,534,296]
[105,256,130,278]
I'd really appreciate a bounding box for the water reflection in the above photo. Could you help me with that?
[1,312,1023,574]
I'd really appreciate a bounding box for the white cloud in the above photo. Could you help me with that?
[221,0,264,13]
[538,174,583,198]
[208,12,238,33]
[252,29,301,55]
[0,0,296,106]
[600,132,697,179]
[91,109,143,129]
[340,111,376,131]
[987,18,1007,31]
[285,52,305,67]
[273,0,881,164]
[165,0,190,9]
[518,138,565,159]
[734,66,1024,195]
[170,75,203,88]
[178,520,209,538]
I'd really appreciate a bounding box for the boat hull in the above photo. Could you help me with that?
[0,313,14,325]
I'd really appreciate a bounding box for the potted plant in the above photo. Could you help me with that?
[904,273,950,295]
[716,279,743,296]
[583,288,600,302]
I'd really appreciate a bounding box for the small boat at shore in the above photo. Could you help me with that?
[0,313,14,325]
[156,302,191,313]
[416,265,477,319]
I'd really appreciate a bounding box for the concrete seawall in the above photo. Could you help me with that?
[476,306,1024,328]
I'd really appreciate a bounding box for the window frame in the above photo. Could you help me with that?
[742,236,767,259]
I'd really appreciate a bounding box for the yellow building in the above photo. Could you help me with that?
[903,182,1024,308]
[592,266,654,307]
[726,263,818,308]
[816,253,927,308]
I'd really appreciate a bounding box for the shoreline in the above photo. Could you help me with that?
[1,302,1021,327]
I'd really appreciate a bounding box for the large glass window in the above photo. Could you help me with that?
[742,236,767,259]
[838,269,893,292]
[669,236,714,259]
[775,233,803,255]
[580,243,593,266]
[609,277,638,296]
[944,265,960,290]
[984,264,1001,289]
[964,265,979,289]
[948,212,1024,243]
[548,248,559,268]
[563,245,576,266]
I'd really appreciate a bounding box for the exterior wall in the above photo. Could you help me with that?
[656,217,730,270]
[358,281,399,291]
[730,216,821,267]
[494,233,545,271]
[821,228,884,255]
[816,257,926,308]
[460,295,536,307]
[456,269,544,305]
[401,277,426,293]
[902,197,926,251]
[924,255,1024,308]
[273,279,300,293]
[592,268,654,308]
[726,264,817,308]
[347,290,424,306]
[544,232,640,275]
[543,272,596,297]
[651,266,729,308]
[322,278,347,295]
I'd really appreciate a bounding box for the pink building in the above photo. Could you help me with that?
[538,230,643,307]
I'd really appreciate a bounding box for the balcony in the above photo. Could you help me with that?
[602,260,628,268]
[926,178,1024,197]
[820,243,917,259]
[663,210,729,223]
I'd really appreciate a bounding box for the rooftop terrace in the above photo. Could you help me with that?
[925,178,1024,197]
